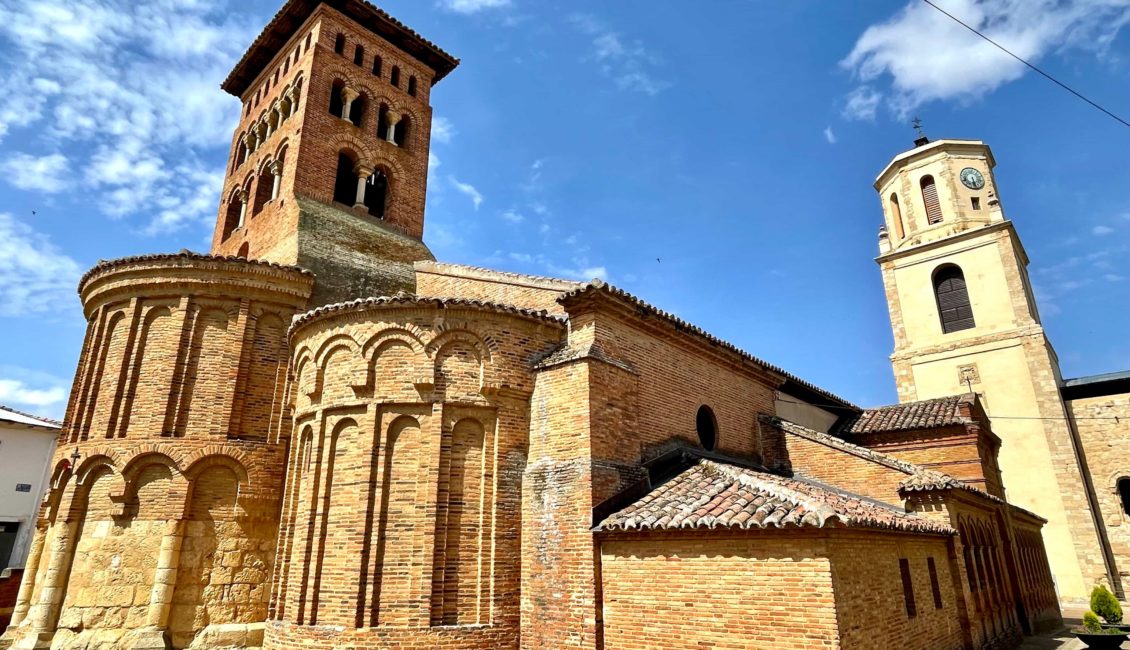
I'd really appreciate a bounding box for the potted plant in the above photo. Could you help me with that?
[1092,584,1130,632]
[1075,610,1129,649]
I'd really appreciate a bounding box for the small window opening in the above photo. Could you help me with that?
[889,193,905,239]
[394,114,410,148]
[377,104,390,140]
[390,66,400,88]
[695,405,717,451]
[971,197,981,210]
[329,80,345,118]
[1118,478,1130,516]
[274,70,280,85]
[899,558,917,618]
[354,44,364,66]
[364,169,388,219]
[921,174,943,224]
[348,94,365,127]
[934,265,976,333]
[333,152,358,206]
[334,33,345,55]
[222,193,243,240]
[408,76,417,97]
[253,169,273,216]
[305,33,312,50]
[372,55,383,77]
[284,58,290,75]
[927,557,944,609]
[237,242,250,259]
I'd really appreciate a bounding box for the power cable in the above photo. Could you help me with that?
[774,396,1122,423]
[921,0,1130,130]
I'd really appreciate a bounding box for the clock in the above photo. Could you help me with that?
[960,167,985,190]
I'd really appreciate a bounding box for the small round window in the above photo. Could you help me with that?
[696,405,717,451]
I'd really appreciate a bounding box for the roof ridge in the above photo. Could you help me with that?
[559,282,859,411]
[708,461,838,528]
[0,404,62,427]
[290,291,567,334]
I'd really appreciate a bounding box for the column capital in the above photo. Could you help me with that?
[386,111,402,125]
[341,86,360,102]
[354,164,375,179]
[237,189,249,203]
[268,160,283,176]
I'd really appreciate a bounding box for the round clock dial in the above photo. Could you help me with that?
[960,167,985,190]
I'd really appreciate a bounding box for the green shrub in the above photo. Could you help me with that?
[1091,584,1123,624]
[1083,610,1104,634]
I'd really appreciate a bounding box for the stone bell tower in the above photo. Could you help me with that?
[874,137,1111,603]
[210,0,459,306]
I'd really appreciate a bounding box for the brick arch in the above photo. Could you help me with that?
[361,326,427,357]
[321,62,364,90]
[181,445,252,483]
[73,446,126,478]
[313,333,363,369]
[326,133,378,169]
[61,461,121,522]
[120,451,184,484]
[426,329,492,364]
[273,138,291,161]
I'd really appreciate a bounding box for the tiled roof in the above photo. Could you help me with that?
[0,405,62,429]
[596,457,954,536]
[222,0,459,96]
[78,250,313,290]
[558,281,859,411]
[836,394,973,435]
[289,292,566,334]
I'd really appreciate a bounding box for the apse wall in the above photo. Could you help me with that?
[2,253,312,650]
[268,295,564,650]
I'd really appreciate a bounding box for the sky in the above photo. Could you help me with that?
[1,0,1129,419]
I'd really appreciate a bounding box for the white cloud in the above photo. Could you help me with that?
[1093,224,1116,235]
[0,153,69,193]
[841,0,1130,119]
[0,0,258,232]
[570,13,669,96]
[823,125,837,144]
[0,378,66,408]
[1105,273,1126,282]
[501,209,525,223]
[438,0,511,14]
[432,116,456,144]
[843,86,882,121]
[0,212,82,316]
[449,176,484,210]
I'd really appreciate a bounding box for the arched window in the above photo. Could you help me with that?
[377,103,390,140]
[253,168,273,216]
[334,33,346,55]
[921,174,943,224]
[695,405,717,451]
[305,33,312,51]
[1118,478,1130,516]
[333,152,358,206]
[284,58,290,75]
[348,93,365,127]
[372,55,383,77]
[222,192,243,240]
[364,169,389,219]
[237,242,250,259]
[328,79,345,118]
[889,193,905,239]
[934,265,976,333]
[390,66,400,88]
[394,114,410,148]
[408,76,417,97]
[354,44,364,66]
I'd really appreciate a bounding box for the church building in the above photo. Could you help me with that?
[5,0,1127,648]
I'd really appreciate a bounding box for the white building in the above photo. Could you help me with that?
[0,406,60,572]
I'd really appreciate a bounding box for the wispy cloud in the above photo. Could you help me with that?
[0,152,69,193]
[823,125,837,144]
[0,212,82,317]
[501,209,525,223]
[570,13,669,96]
[449,176,484,210]
[432,116,456,144]
[0,0,258,232]
[1093,224,1116,235]
[437,0,511,14]
[841,0,1130,119]
[0,365,69,418]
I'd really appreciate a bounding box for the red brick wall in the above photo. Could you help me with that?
[772,429,910,506]
[414,262,579,316]
[856,426,1004,498]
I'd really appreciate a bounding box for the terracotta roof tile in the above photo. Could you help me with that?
[596,457,954,536]
[290,291,566,335]
[836,394,974,435]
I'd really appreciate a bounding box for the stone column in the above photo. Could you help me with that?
[6,520,48,630]
[269,161,282,201]
[353,166,373,209]
[385,113,401,144]
[127,520,185,649]
[286,87,299,115]
[341,87,359,121]
[236,190,248,229]
[16,521,78,649]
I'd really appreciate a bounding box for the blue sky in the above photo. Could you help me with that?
[1,0,1129,419]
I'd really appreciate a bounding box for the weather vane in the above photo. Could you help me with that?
[912,116,926,139]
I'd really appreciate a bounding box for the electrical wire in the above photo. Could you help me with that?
[921,0,1130,130]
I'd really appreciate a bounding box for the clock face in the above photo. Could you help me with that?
[960,167,985,190]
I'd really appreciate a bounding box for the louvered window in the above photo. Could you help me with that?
[934,265,976,333]
[921,175,943,224]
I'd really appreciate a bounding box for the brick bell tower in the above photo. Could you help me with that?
[211,0,459,307]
